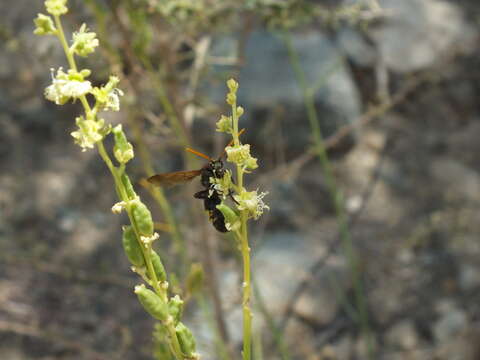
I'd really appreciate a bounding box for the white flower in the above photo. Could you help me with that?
[234,190,269,220]
[71,24,99,57]
[45,68,92,105]
[70,116,104,151]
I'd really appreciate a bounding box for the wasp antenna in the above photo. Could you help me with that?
[185,147,213,161]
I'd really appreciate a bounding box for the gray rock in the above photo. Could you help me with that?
[369,0,476,73]
[433,301,468,342]
[208,30,361,147]
[385,320,419,350]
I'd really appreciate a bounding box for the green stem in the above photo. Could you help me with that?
[54,15,76,71]
[231,95,252,360]
[282,31,373,357]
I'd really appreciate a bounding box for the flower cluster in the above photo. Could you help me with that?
[34,6,124,153]
[214,79,269,231]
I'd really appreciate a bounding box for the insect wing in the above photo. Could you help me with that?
[147,170,201,187]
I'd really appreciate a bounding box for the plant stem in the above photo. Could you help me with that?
[231,98,252,360]
[282,31,373,357]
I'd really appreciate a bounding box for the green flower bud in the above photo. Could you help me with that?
[226,93,236,106]
[33,14,57,35]
[168,295,184,325]
[186,263,204,295]
[113,125,134,164]
[175,322,197,357]
[122,225,144,267]
[150,250,167,282]
[131,200,154,237]
[227,78,238,93]
[135,284,168,322]
[216,203,240,231]
[45,0,68,16]
[236,106,244,117]
[121,173,137,199]
[216,115,233,134]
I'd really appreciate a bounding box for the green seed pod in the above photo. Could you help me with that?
[122,225,144,267]
[175,322,197,357]
[112,124,134,164]
[168,295,184,325]
[132,201,154,237]
[121,173,137,199]
[135,284,168,322]
[150,250,167,282]
[216,203,240,232]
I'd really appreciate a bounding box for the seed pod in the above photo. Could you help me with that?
[121,173,136,199]
[168,295,184,325]
[132,201,154,237]
[122,225,144,267]
[175,322,197,357]
[112,124,134,164]
[135,284,168,322]
[150,250,167,282]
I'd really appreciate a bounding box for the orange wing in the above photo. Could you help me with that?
[147,170,202,187]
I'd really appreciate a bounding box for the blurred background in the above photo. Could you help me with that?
[1,0,480,359]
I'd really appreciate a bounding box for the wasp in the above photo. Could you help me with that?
[146,133,244,232]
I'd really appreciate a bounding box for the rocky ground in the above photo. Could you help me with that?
[1,0,480,359]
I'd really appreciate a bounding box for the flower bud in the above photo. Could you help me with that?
[45,0,68,16]
[168,295,184,325]
[135,284,168,322]
[122,225,144,267]
[175,322,197,358]
[215,115,232,133]
[33,14,57,35]
[113,125,134,164]
[227,78,238,93]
